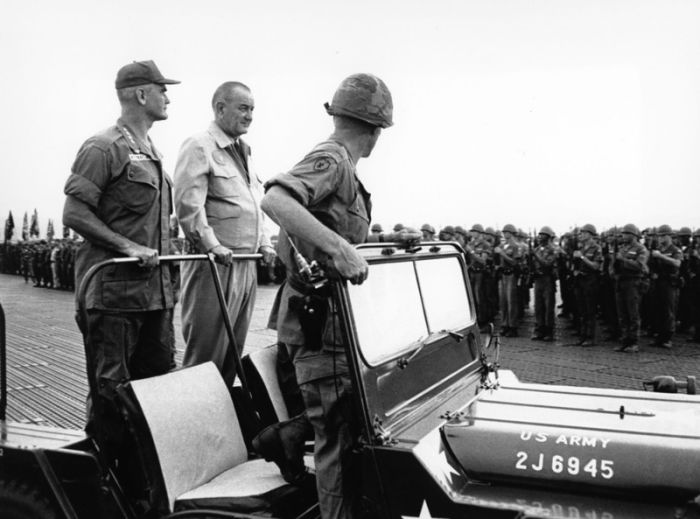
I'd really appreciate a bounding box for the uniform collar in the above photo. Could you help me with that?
[117,119,161,159]
[209,121,247,152]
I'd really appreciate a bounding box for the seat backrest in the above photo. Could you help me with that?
[128,362,247,511]
[243,344,290,425]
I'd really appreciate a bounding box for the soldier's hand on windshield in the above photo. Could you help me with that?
[210,244,233,265]
[395,228,422,246]
[127,244,159,268]
[332,241,369,285]
[259,245,277,265]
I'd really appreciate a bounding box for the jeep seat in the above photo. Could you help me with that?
[119,362,315,517]
[243,344,293,427]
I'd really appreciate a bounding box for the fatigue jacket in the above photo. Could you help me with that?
[64,120,175,311]
[265,140,371,384]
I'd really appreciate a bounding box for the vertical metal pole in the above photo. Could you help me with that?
[1,302,6,421]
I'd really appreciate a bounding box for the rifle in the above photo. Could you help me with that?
[612,228,620,272]
[526,231,534,286]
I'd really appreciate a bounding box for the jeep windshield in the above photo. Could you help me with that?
[340,244,482,434]
[347,246,475,367]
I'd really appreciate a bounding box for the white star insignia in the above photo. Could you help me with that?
[435,449,461,485]
[402,500,449,519]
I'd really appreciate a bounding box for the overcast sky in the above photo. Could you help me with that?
[1,0,699,239]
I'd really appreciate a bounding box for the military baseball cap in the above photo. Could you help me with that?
[115,60,180,89]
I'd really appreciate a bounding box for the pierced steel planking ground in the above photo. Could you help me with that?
[1,273,698,429]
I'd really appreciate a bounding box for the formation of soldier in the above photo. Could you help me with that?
[371,222,700,352]
[3,221,699,353]
[0,239,79,290]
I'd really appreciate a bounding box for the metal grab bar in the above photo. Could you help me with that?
[1,302,6,421]
[77,253,261,402]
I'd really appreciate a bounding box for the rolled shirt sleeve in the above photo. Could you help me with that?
[64,143,110,208]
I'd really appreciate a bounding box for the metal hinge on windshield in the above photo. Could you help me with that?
[373,415,396,445]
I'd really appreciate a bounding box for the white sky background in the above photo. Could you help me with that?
[1,0,699,238]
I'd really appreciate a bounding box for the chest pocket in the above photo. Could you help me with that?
[211,166,246,196]
[122,162,159,214]
[345,190,370,244]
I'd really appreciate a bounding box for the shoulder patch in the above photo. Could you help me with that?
[314,158,331,171]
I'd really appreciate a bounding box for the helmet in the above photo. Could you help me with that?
[678,227,692,237]
[694,228,700,238]
[657,224,673,236]
[324,73,393,128]
[470,223,484,233]
[393,223,404,232]
[484,227,497,238]
[454,226,468,237]
[621,223,640,237]
[539,226,555,238]
[371,223,383,233]
[580,223,597,236]
[502,223,517,234]
[442,225,455,234]
[420,223,435,234]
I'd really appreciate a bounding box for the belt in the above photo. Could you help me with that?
[286,274,331,297]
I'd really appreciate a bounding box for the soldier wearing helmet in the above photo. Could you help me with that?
[611,223,649,352]
[530,226,558,341]
[464,224,492,326]
[259,73,393,519]
[439,225,456,241]
[572,224,602,346]
[420,223,435,241]
[370,223,383,236]
[454,226,468,248]
[648,224,683,348]
[494,224,524,337]
[480,227,500,322]
[601,228,621,341]
[469,224,484,242]
[686,229,700,343]
[677,226,694,334]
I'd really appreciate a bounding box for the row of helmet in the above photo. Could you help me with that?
[370,222,700,240]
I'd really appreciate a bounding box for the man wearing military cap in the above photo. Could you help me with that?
[259,73,393,519]
[63,60,179,485]
[420,223,435,240]
[611,224,649,352]
[648,224,683,348]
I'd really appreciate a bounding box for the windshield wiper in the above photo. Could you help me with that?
[396,330,464,369]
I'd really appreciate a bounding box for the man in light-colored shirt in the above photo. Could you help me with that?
[174,81,275,386]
